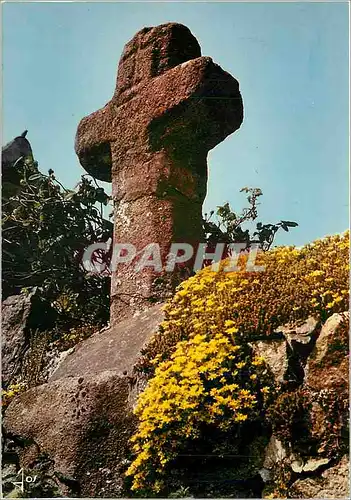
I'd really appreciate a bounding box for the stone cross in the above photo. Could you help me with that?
[75,23,243,326]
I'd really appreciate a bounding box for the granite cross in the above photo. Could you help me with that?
[75,22,243,326]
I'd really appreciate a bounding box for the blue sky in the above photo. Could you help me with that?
[2,1,349,247]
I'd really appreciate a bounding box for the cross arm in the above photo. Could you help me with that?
[148,56,244,155]
[75,104,115,182]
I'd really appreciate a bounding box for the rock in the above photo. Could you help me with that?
[1,289,56,388]
[302,456,330,472]
[4,371,133,496]
[2,131,34,201]
[277,316,319,387]
[276,316,319,346]
[290,455,349,498]
[43,346,75,381]
[305,312,349,392]
[263,436,287,470]
[311,312,349,364]
[290,455,329,473]
[258,467,271,483]
[3,304,164,497]
[2,131,33,170]
[252,340,288,384]
[253,317,319,388]
[50,303,164,381]
[290,455,304,473]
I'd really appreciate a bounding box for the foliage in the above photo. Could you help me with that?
[2,460,63,498]
[2,159,112,327]
[128,232,349,493]
[21,329,51,388]
[204,187,298,252]
[266,390,309,448]
[19,324,98,388]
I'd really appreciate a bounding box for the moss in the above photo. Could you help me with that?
[313,389,349,459]
[267,386,348,462]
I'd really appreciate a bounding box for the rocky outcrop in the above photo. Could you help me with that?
[305,312,349,391]
[261,312,349,498]
[3,304,164,497]
[252,316,319,388]
[4,372,133,497]
[3,309,348,498]
[50,304,163,382]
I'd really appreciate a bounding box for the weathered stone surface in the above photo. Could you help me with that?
[290,455,349,499]
[263,436,286,470]
[3,304,164,496]
[50,303,164,381]
[1,290,56,388]
[252,317,319,387]
[276,316,319,346]
[2,131,34,199]
[4,371,134,497]
[253,340,288,385]
[261,313,349,498]
[289,455,330,474]
[302,456,330,472]
[75,22,244,325]
[305,312,349,391]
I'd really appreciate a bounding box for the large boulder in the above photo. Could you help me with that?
[3,301,349,498]
[50,304,163,381]
[3,304,164,497]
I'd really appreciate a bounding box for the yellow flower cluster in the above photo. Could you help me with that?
[127,332,269,491]
[1,382,27,407]
[141,231,349,370]
[128,232,349,492]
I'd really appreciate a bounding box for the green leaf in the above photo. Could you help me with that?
[281,220,298,227]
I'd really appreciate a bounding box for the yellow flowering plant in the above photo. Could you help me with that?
[127,333,272,492]
[127,232,349,493]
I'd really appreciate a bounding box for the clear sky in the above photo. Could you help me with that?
[2,1,349,247]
